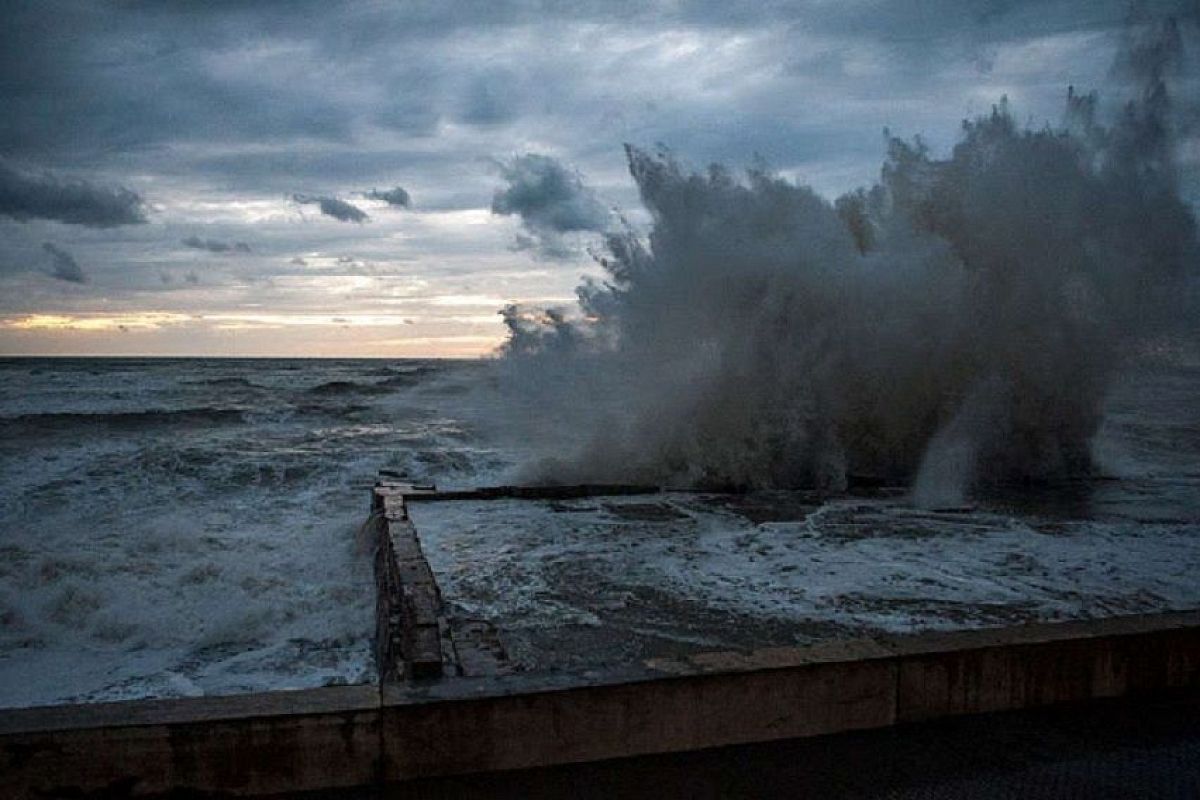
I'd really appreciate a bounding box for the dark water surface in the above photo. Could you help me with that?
[0,357,509,707]
[0,357,1198,706]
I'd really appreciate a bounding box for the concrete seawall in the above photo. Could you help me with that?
[3,479,1198,797]
[3,611,1198,797]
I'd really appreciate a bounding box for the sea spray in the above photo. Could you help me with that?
[499,16,1199,500]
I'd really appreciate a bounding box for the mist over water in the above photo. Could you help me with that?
[499,17,1199,504]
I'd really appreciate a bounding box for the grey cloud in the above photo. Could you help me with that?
[182,235,251,254]
[293,193,370,223]
[0,0,1188,175]
[491,154,610,259]
[158,270,201,287]
[2,0,1195,338]
[366,186,412,207]
[459,72,522,126]
[0,4,352,164]
[187,147,454,195]
[765,0,1171,45]
[42,242,87,283]
[0,162,147,227]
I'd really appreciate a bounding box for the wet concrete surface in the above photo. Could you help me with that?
[407,488,1200,675]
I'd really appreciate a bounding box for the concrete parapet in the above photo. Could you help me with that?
[883,611,1200,722]
[0,686,379,798]
[379,651,897,780]
[2,473,1197,797]
[1,612,1197,795]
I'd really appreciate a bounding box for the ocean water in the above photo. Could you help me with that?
[0,357,514,708]
[1,356,1198,707]
[404,361,1200,672]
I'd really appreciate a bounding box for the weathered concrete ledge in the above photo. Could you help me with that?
[373,477,447,680]
[2,611,1198,796]
[0,685,380,797]
[3,482,1197,796]
[375,481,669,679]
[407,483,662,502]
[377,610,1200,779]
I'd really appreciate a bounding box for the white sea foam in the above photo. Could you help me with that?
[1,353,1197,703]
[0,358,517,708]
[407,360,1200,670]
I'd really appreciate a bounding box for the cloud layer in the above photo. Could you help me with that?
[182,236,251,254]
[0,162,146,228]
[366,187,411,208]
[293,194,369,223]
[0,1,1196,355]
[42,243,86,283]
[491,154,611,259]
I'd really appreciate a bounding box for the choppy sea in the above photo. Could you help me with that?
[1,357,1198,707]
[0,357,513,708]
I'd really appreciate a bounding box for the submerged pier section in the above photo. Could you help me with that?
[371,472,663,682]
[1,475,1198,797]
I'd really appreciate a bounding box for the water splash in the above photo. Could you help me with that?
[500,16,1199,502]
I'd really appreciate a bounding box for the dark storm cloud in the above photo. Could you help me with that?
[366,187,412,207]
[292,194,370,223]
[0,162,147,227]
[2,0,1195,352]
[627,0,1195,51]
[491,154,610,259]
[459,71,523,126]
[0,3,352,164]
[0,0,1191,176]
[42,243,87,284]
[187,149,458,196]
[182,236,251,254]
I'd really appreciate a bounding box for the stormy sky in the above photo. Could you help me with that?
[0,0,1196,357]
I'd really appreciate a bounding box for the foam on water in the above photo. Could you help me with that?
[408,363,1200,672]
[0,357,516,708]
[1,354,1197,702]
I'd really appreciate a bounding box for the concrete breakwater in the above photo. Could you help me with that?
[1,477,1198,797]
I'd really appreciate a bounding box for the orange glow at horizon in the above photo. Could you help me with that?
[6,313,195,331]
[0,312,508,358]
